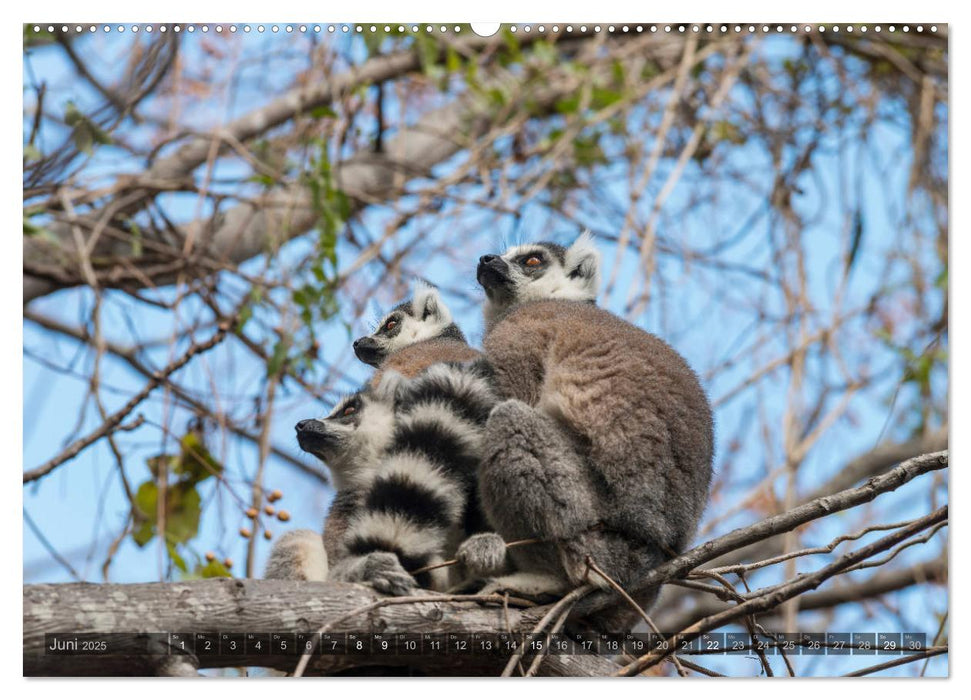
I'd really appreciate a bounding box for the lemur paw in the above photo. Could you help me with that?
[361,552,418,596]
[456,533,508,578]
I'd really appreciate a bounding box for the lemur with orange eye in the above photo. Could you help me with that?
[266,283,507,593]
[472,233,714,631]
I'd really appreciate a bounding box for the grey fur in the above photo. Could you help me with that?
[475,234,714,631]
[328,550,417,597]
[455,532,509,579]
[263,529,329,581]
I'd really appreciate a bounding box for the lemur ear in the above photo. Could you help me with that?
[565,231,601,297]
[412,280,451,323]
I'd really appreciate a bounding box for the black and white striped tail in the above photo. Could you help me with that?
[339,360,500,590]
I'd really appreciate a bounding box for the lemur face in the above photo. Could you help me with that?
[353,282,463,367]
[477,233,601,322]
[295,391,395,487]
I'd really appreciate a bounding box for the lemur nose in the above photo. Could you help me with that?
[295,420,314,433]
[352,338,361,348]
[480,254,497,265]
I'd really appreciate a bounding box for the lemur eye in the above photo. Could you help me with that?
[383,319,397,332]
[342,405,357,417]
[524,255,543,267]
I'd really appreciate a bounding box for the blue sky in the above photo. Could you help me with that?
[22,27,948,676]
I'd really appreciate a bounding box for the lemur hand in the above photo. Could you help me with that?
[456,533,509,578]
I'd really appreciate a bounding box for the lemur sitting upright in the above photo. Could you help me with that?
[267,285,504,592]
[264,388,394,584]
[473,233,715,631]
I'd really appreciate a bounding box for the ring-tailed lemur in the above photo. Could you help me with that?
[264,389,394,584]
[264,529,330,581]
[474,233,715,630]
[268,287,504,593]
[353,281,468,368]
[289,366,501,594]
[351,283,512,582]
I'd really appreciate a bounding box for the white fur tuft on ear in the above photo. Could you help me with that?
[564,230,601,298]
[411,279,451,324]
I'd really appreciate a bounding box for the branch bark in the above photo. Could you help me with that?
[23,579,619,677]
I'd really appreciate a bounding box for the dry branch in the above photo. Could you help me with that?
[23,579,619,677]
[23,33,700,301]
[23,319,235,484]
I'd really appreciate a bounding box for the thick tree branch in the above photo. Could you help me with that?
[23,579,620,677]
[23,451,947,677]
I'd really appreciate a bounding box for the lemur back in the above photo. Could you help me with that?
[475,234,714,631]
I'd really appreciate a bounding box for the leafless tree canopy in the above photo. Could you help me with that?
[22,24,947,677]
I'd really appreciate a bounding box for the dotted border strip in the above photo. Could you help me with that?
[28,24,941,35]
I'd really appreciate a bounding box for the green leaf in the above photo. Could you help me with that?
[446,45,461,74]
[267,339,289,377]
[131,481,159,547]
[310,105,338,119]
[711,120,746,145]
[64,101,112,155]
[178,431,222,482]
[167,541,188,573]
[164,484,201,545]
[591,87,623,109]
[555,95,580,115]
[134,480,158,519]
[132,520,155,547]
[249,173,277,187]
[198,559,232,579]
